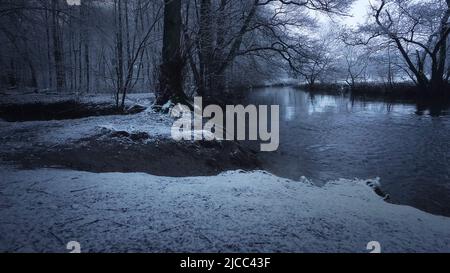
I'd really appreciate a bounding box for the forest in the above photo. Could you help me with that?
[1,0,449,106]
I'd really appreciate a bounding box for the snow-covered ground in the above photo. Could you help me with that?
[0,94,173,153]
[0,90,152,105]
[1,93,450,253]
[0,167,449,253]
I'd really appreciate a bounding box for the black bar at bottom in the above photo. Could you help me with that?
[0,253,447,272]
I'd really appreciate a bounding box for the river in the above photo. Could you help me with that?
[242,86,450,217]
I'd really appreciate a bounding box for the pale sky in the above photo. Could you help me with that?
[66,0,81,6]
[344,0,371,27]
[315,0,371,28]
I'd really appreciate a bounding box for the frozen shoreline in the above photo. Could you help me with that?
[1,167,449,253]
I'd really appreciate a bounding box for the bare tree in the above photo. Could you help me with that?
[182,0,353,99]
[343,46,370,88]
[348,0,450,95]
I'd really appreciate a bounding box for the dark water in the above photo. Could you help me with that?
[243,87,450,217]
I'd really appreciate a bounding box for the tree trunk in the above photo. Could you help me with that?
[115,0,125,108]
[45,3,53,89]
[156,0,184,106]
[198,0,213,97]
[52,0,65,92]
[211,0,228,95]
[81,0,90,93]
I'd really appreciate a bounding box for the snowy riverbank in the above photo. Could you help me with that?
[1,167,449,253]
[0,93,172,151]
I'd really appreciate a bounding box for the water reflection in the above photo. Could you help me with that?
[243,87,450,216]
[416,100,450,116]
[308,95,338,114]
